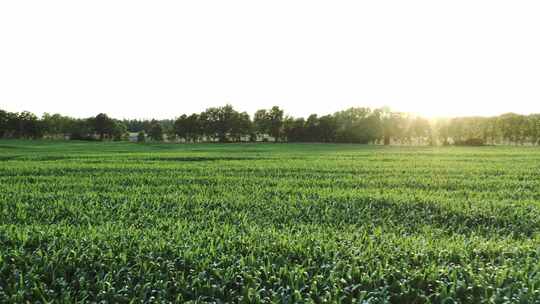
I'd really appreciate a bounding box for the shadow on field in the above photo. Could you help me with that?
[0,155,20,161]
[3,192,538,241]
[249,195,540,238]
[70,194,536,239]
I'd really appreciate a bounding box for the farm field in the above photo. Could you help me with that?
[1,141,540,303]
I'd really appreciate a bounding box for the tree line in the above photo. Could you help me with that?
[1,106,540,145]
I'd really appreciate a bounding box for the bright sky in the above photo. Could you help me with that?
[1,1,539,119]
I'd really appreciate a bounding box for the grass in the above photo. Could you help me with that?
[1,140,540,303]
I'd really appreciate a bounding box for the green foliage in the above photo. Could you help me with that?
[1,141,540,302]
[174,114,201,142]
[137,131,146,143]
[253,106,284,142]
[148,121,164,141]
[198,105,251,142]
[455,138,485,146]
[3,107,540,145]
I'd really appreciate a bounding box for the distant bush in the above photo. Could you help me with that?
[69,133,97,141]
[455,138,485,146]
[137,131,146,143]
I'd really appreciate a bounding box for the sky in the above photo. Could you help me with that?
[1,1,539,120]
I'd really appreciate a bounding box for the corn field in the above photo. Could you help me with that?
[1,141,540,303]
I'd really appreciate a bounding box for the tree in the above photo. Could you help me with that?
[253,109,270,140]
[174,114,189,141]
[42,113,74,138]
[230,111,252,142]
[92,113,115,140]
[123,119,146,133]
[283,117,306,142]
[5,105,540,146]
[498,113,527,144]
[112,121,128,141]
[304,114,320,142]
[334,107,376,143]
[268,106,284,142]
[148,121,164,141]
[318,115,337,142]
[253,106,284,142]
[0,110,12,138]
[528,114,540,145]
[69,119,94,140]
[175,114,203,142]
[435,119,450,145]
[409,117,432,145]
[200,105,247,142]
[137,131,146,143]
[188,114,204,142]
[378,108,406,145]
[17,111,43,139]
[202,107,223,142]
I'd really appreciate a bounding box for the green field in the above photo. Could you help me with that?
[1,141,540,303]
